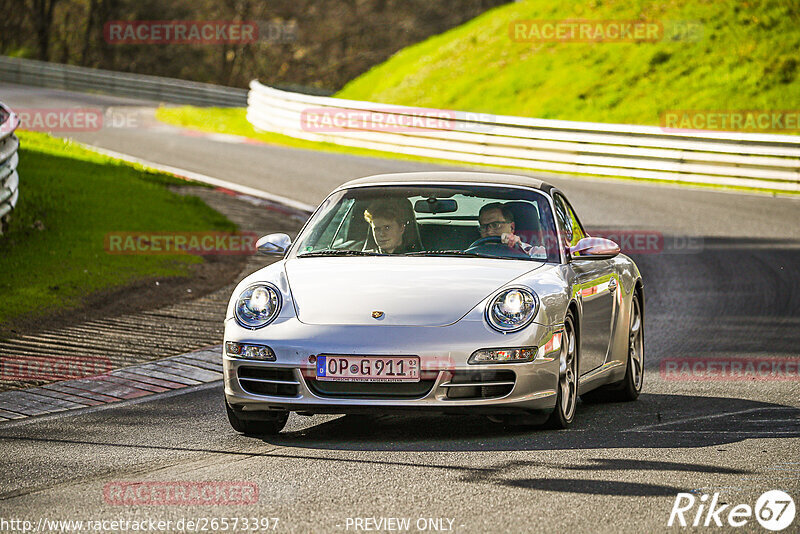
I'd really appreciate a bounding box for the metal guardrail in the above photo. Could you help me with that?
[0,56,248,107]
[0,102,20,233]
[248,81,800,192]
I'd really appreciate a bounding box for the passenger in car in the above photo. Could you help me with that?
[478,203,546,258]
[364,198,422,254]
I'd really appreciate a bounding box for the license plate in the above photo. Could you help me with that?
[316,356,419,382]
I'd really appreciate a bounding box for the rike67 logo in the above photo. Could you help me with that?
[669,490,795,531]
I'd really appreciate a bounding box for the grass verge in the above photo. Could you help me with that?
[0,131,236,325]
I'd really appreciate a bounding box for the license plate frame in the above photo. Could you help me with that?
[316,355,420,382]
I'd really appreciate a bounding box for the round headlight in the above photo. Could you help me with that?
[234,283,281,329]
[486,288,538,332]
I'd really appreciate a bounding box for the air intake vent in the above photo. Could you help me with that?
[237,366,299,397]
[307,379,436,399]
[443,370,515,400]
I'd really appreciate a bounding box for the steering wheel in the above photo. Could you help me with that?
[467,236,502,249]
[465,235,529,258]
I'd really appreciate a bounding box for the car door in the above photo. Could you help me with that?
[554,193,617,376]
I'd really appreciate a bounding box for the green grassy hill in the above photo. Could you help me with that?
[0,132,235,325]
[337,0,800,126]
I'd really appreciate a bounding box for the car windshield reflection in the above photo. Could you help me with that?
[294,185,560,262]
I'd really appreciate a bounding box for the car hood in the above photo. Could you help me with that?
[284,257,544,327]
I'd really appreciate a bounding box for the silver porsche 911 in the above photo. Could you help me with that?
[223,172,644,434]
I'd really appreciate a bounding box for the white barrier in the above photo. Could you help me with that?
[247,81,800,192]
[0,102,19,232]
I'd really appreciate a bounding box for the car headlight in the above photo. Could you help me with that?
[486,287,538,332]
[234,283,281,329]
[226,342,276,360]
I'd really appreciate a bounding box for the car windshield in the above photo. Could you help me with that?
[293,184,560,262]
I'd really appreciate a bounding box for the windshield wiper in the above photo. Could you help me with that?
[405,250,499,259]
[298,249,383,257]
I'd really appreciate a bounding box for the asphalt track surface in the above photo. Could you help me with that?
[1,83,799,533]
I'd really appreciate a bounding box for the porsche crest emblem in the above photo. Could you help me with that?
[372,311,384,319]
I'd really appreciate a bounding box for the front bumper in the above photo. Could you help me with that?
[223,317,561,416]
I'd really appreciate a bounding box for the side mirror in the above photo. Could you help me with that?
[569,237,620,260]
[256,233,292,256]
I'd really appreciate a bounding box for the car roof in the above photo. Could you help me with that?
[337,171,554,193]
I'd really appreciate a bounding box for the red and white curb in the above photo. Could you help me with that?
[0,345,223,422]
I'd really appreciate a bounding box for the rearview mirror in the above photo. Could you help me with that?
[569,237,620,260]
[414,198,458,214]
[256,233,292,256]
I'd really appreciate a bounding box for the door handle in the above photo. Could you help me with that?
[608,278,618,292]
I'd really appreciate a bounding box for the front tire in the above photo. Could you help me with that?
[226,401,288,435]
[543,311,578,429]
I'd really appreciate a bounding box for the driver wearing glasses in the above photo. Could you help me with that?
[478,203,546,259]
